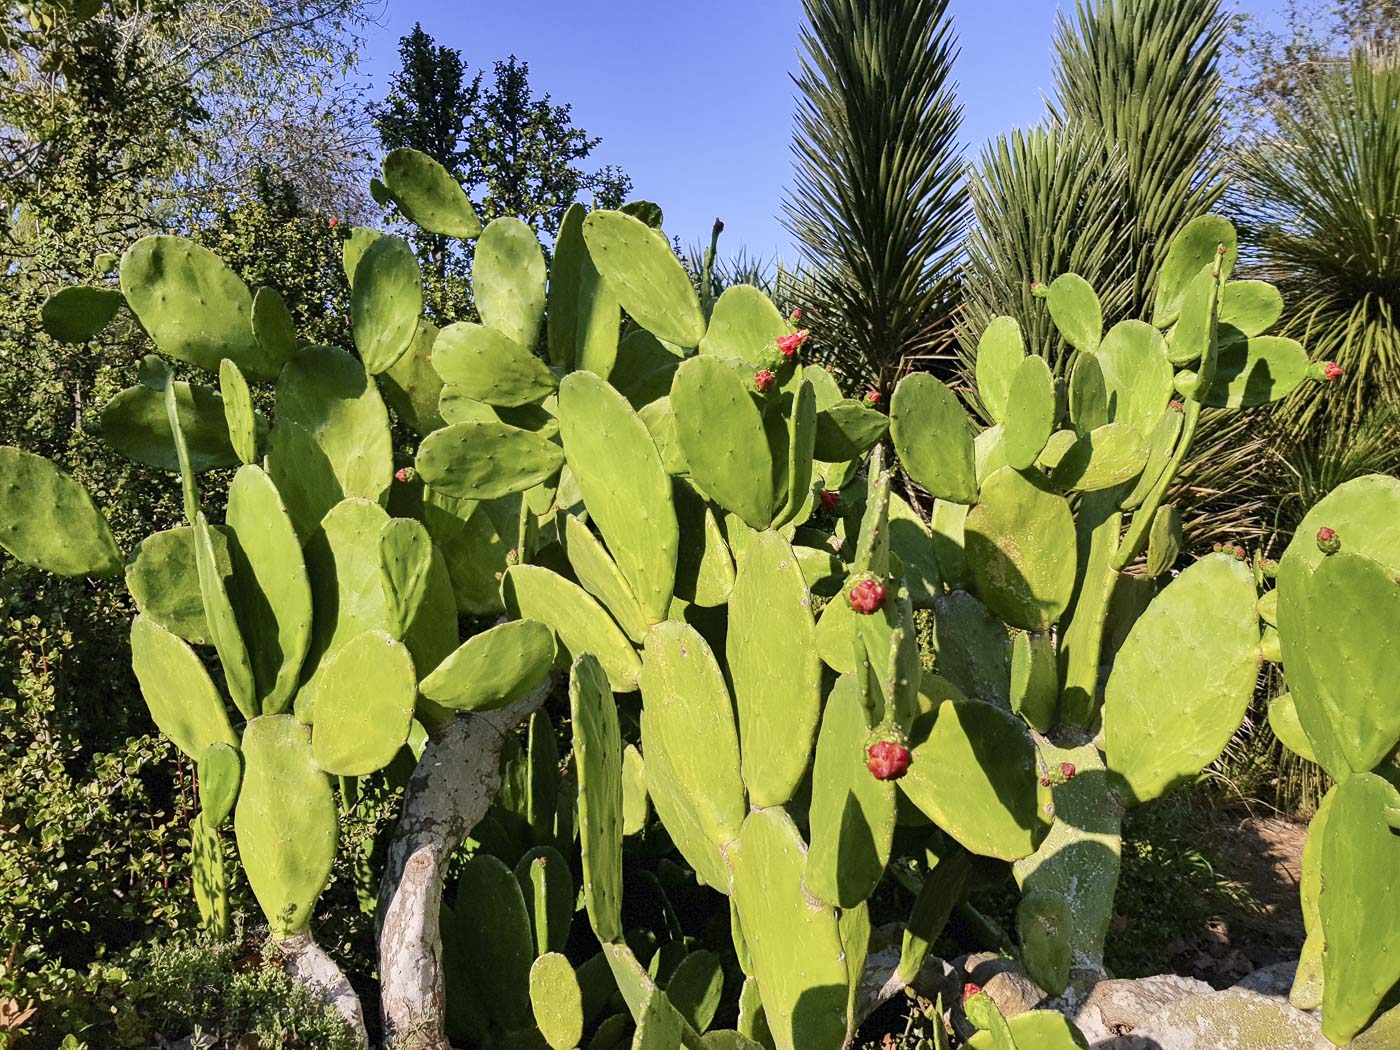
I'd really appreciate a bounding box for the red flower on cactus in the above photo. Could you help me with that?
[790,308,803,323]
[820,489,840,510]
[394,467,411,483]
[963,983,983,1002]
[848,577,886,614]
[1060,762,1077,781]
[1317,527,1341,555]
[328,216,339,228]
[776,329,809,359]
[1323,361,1344,381]
[866,740,911,781]
[754,369,776,393]
[865,389,881,406]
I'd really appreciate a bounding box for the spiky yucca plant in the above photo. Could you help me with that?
[784,0,967,395]
[961,0,1227,379]
[1237,47,1400,436]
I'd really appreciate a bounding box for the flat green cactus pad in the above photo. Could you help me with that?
[965,466,1077,630]
[1095,321,1174,437]
[40,285,123,344]
[311,629,415,775]
[502,564,641,692]
[1104,553,1260,804]
[1045,273,1102,352]
[929,590,1011,706]
[672,356,775,530]
[351,233,422,374]
[250,286,297,370]
[727,808,851,1050]
[269,345,394,539]
[218,360,259,465]
[1201,335,1309,409]
[899,699,1046,861]
[1153,214,1238,327]
[120,235,280,380]
[378,517,433,641]
[1320,773,1400,1044]
[668,949,724,1033]
[974,316,1026,424]
[1219,279,1283,337]
[101,381,250,473]
[699,285,790,364]
[890,373,977,504]
[529,952,585,1050]
[1267,692,1317,763]
[420,619,555,711]
[546,204,586,369]
[728,530,821,807]
[190,812,229,937]
[0,447,122,577]
[565,515,650,642]
[416,419,564,501]
[812,400,889,462]
[559,371,679,624]
[381,319,446,437]
[582,210,706,348]
[516,845,573,955]
[234,715,337,937]
[569,653,624,942]
[225,466,312,715]
[126,525,228,644]
[1068,353,1108,432]
[1048,422,1148,492]
[805,675,896,907]
[130,614,238,760]
[198,741,242,827]
[474,216,547,352]
[430,322,558,407]
[1002,355,1057,470]
[194,512,257,720]
[381,147,482,238]
[455,853,536,1034]
[966,1011,1088,1049]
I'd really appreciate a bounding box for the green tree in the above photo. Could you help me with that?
[783,0,967,396]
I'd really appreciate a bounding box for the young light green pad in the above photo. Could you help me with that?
[40,285,123,344]
[474,216,547,351]
[1049,422,1148,492]
[250,286,298,369]
[501,565,641,692]
[0,447,122,577]
[559,371,679,624]
[311,629,416,775]
[581,210,706,348]
[193,511,258,720]
[225,465,312,715]
[1045,273,1102,352]
[671,356,774,530]
[1103,553,1260,804]
[1152,213,1238,327]
[416,420,564,501]
[529,953,585,1050]
[974,316,1026,424]
[429,322,558,407]
[219,360,259,465]
[419,619,555,711]
[699,285,790,364]
[380,147,482,238]
[1002,355,1058,470]
[569,653,625,943]
[890,373,977,504]
[964,466,1077,630]
[351,234,423,374]
[639,621,747,851]
[378,517,433,641]
[198,741,242,827]
[726,808,851,1050]
[119,235,280,380]
[234,715,337,937]
[899,700,1046,861]
[1319,773,1400,1045]
[130,614,238,760]
[805,675,896,907]
[727,530,821,807]
[101,382,246,472]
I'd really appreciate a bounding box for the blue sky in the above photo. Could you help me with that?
[358,1,1272,261]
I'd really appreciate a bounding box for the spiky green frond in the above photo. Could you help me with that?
[1051,0,1230,313]
[1236,47,1400,435]
[961,124,1132,378]
[785,0,968,395]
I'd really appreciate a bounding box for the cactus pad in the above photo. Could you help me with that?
[570,653,625,943]
[671,356,774,529]
[530,953,585,1050]
[1219,279,1283,337]
[40,285,123,343]
[1049,422,1148,492]
[1199,335,1309,409]
[218,360,259,465]
[130,614,238,759]
[351,234,423,374]
[381,147,482,238]
[502,565,641,692]
[1002,355,1057,470]
[419,619,555,711]
[430,322,558,407]
[101,381,247,472]
[582,210,706,348]
[890,373,977,504]
[1045,273,1102,352]
[474,216,547,351]
[0,447,122,577]
[1094,321,1174,437]
[974,316,1026,424]
[1153,214,1237,326]
[198,741,242,827]
[455,853,536,1034]
[565,515,650,642]
[699,285,790,364]
[416,420,564,501]
[311,629,416,775]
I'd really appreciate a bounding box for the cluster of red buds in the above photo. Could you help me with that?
[776,329,809,359]
[754,369,775,393]
[848,575,887,614]
[1212,542,1248,561]
[1039,762,1077,788]
[866,740,911,781]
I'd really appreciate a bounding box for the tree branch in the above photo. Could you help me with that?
[376,677,554,1050]
[276,931,368,1046]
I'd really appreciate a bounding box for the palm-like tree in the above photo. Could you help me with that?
[784,0,967,396]
[1236,47,1400,438]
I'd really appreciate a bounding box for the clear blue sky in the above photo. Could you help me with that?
[358,0,1273,261]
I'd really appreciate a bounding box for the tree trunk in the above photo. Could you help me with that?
[276,932,369,1046]
[376,680,553,1049]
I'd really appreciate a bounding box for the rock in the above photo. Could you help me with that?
[1233,960,1298,999]
[1047,974,1213,1043]
[1103,987,1331,1049]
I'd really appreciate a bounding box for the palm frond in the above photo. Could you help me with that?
[1235,47,1400,436]
[784,0,969,396]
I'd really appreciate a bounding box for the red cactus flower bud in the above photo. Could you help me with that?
[1316,526,1341,555]
[1323,361,1344,381]
[776,330,809,359]
[820,489,839,510]
[1060,762,1076,780]
[394,467,411,483]
[865,389,881,406]
[790,308,803,322]
[1170,399,1184,413]
[1217,244,1227,255]
[866,740,911,781]
[963,982,983,1002]
[1040,776,1051,787]
[849,577,887,614]
[328,217,340,228]
[1234,545,1247,561]
[754,369,776,393]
